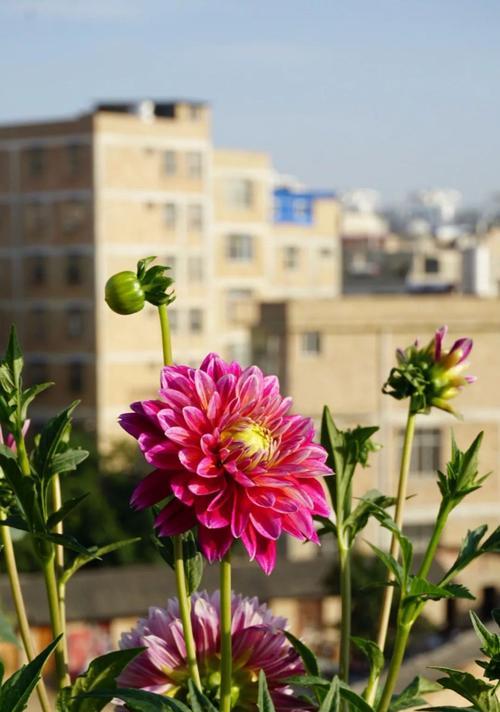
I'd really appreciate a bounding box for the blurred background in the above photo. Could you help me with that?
[0,0,499,701]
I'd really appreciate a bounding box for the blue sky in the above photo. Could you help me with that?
[1,0,499,205]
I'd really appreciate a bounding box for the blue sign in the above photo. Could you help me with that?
[273,187,335,225]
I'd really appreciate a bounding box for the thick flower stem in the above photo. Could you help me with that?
[51,474,70,677]
[0,522,52,712]
[158,303,173,365]
[365,409,416,706]
[220,550,232,712]
[42,554,70,689]
[173,536,202,689]
[338,538,351,685]
[377,623,411,712]
[157,302,201,690]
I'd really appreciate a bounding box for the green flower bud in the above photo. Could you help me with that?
[105,271,145,315]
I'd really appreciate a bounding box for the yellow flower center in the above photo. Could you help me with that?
[225,421,274,460]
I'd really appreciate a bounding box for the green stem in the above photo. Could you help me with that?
[338,539,351,684]
[157,303,201,690]
[365,408,416,706]
[51,474,70,679]
[377,623,411,712]
[16,433,31,477]
[42,554,70,689]
[0,522,52,712]
[220,550,232,712]
[417,500,452,581]
[173,536,202,689]
[158,303,173,365]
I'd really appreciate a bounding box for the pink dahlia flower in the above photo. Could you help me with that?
[0,421,29,452]
[428,326,476,413]
[119,354,330,573]
[118,591,307,711]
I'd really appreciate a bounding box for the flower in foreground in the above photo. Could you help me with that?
[120,354,330,573]
[383,325,475,415]
[118,591,306,711]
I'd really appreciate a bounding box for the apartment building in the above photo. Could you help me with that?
[0,100,341,443]
[252,295,500,611]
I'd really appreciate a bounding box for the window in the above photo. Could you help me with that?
[66,253,83,286]
[66,306,84,338]
[189,308,203,333]
[67,144,82,175]
[187,204,203,231]
[165,255,177,279]
[186,152,203,179]
[294,198,310,220]
[225,179,254,209]
[425,257,440,274]
[187,256,204,282]
[30,255,47,285]
[301,331,321,355]
[31,306,48,341]
[62,201,86,234]
[398,427,441,476]
[226,234,254,262]
[164,150,177,176]
[320,247,333,258]
[29,359,49,384]
[28,146,44,177]
[283,246,299,270]
[164,203,177,229]
[68,361,84,394]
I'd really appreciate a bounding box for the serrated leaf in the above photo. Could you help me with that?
[0,635,60,712]
[338,682,376,712]
[351,636,384,679]
[367,542,403,588]
[481,527,500,555]
[390,675,442,712]
[46,493,90,529]
[187,679,218,712]
[68,648,145,712]
[430,667,497,711]
[442,525,488,580]
[257,669,277,712]
[61,537,141,584]
[51,448,89,474]
[318,676,340,712]
[33,402,80,482]
[344,491,396,544]
[284,631,319,677]
[76,688,192,711]
[405,578,474,604]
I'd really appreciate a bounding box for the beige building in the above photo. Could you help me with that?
[252,295,500,610]
[0,100,341,442]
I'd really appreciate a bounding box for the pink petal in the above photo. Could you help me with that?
[198,525,232,562]
[131,470,171,509]
[154,499,196,536]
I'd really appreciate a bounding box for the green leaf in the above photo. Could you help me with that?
[0,635,60,712]
[319,676,340,712]
[284,674,329,687]
[20,382,53,420]
[284,631,320,677]
[437,433,488,508]
[390,676,442,712]
[76,688,192,711]
[344,491,396,544]
[338,682,376,712]
[187,679,218,712]
[61,537,141,584]
[367,542,403,588]
[67,648,145,712]
[257,670,277,712]
[443,525,488,580]
[351,636,384,679]
[470,612,500,681]
[430,667,498,712]
[51,448,89,474]
[4,327,23,391]
[33,402,80,482]
[481,527,500,555]
[405,578,474,604]
[154,529,203,595]
[46,493,90,529]
[0,455,43,530]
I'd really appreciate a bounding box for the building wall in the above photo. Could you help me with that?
[253,295,500,601]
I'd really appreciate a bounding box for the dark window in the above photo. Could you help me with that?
[398,427,441,476]
[164,150,176,176]
[424,257,440,274]
[28,147,44,177]
[186,152,203,179]
[66,254,83,285]
[226,234,254,261]
[31,255,47,285]
[189,308,203,333]
[32,306,48,341]
[301,331,321,355]
[67,144,82,175]
[66,307,84,338]
[29,359,49,384]
[68,361,84,394]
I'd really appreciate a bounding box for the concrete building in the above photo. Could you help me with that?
[252,295,500,612]
[0,100,341,443]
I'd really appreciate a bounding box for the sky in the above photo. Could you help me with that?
[0,0,499,206]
